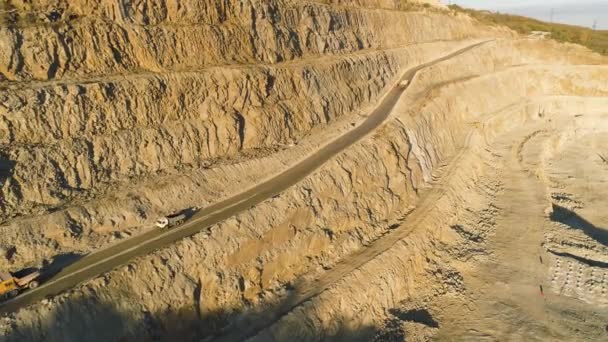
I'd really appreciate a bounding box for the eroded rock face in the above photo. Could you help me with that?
[1,0,607,341]
[1,0,466,83]
[0,0,503,268]
[0,0,495,221]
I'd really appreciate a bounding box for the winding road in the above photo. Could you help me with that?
[0,40,490,316]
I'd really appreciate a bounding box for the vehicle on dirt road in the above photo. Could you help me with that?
[0,269,41,300]
[155,213,187,229]
[399,80,410,88]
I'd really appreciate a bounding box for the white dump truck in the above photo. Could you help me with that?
[155,213,187,229]
[399,79,410,88]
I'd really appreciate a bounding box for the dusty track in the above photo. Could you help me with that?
[0,41,490,315]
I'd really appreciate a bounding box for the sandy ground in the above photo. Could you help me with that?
[436,111,608,341]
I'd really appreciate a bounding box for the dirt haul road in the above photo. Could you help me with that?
[0,41,491,315]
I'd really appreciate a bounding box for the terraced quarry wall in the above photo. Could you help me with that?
[0,1,607,341]
[0,0,502,268]
[0,2,497,213]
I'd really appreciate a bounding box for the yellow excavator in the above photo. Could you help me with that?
[0,269,40,300]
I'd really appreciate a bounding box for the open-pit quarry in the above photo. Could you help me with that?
[0,0,607,341]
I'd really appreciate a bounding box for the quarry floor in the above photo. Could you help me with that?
[436,114,608,341]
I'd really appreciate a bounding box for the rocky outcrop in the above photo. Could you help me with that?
[0,0,505,224]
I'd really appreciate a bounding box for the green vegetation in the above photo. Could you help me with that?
[449,5,608,56]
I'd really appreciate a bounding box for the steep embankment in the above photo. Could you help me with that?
[0,0,607,341]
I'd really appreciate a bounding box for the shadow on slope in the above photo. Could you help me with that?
[40,252,88,282]
[0,152,21,219]
[550,204,608,247]
[0,155,16,212]
[2,280,438,342]
[0,159,15,179]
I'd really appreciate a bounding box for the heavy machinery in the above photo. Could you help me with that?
[0,269,41,300]
[155,212,187,229]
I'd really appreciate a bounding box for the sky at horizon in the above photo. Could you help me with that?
[444,0,577,9]
[443,1,607,29]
